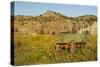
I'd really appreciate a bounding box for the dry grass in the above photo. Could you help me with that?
[14,33,97,65]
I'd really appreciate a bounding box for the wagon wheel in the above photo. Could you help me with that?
[69,40,76,53]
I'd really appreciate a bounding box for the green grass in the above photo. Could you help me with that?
[13,33,97,65]
[57,34,83,43]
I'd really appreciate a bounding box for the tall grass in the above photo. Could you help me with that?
[14,33,97,65]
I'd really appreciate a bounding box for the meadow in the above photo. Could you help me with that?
[12,13,97,65]
[14,33,97,65]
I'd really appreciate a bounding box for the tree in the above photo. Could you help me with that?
[47,31,50,34]
[52,31,55,35]
[40,29,44,34]
[72,23,78,33]
[15,27,18,32]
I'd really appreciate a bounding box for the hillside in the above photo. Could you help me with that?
[12,11,97,35]
[12,11,97,65]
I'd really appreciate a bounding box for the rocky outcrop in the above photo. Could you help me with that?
[13,11,97,35]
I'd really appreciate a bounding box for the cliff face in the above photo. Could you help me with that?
[13,11,97,35]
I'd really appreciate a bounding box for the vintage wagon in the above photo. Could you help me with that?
[54,32,90,53]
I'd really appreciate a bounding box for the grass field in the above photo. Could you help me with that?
[14,33,97,65]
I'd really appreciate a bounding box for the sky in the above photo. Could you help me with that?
[11,1,97,17]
